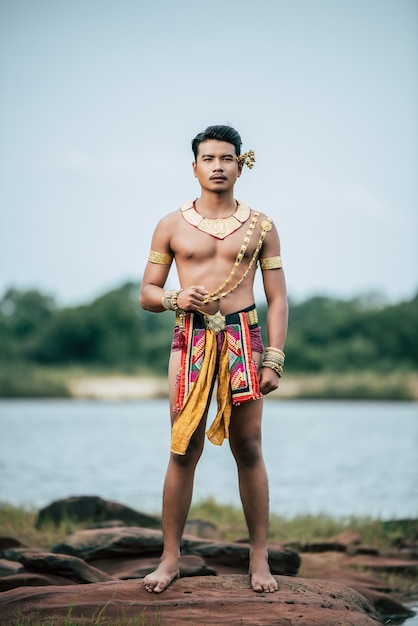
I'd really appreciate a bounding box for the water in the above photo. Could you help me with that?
[0,399,417,519]
[1,399,418,623]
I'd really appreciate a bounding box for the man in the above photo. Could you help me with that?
[139,125,288,594]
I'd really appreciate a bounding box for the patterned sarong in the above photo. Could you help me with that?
[171,305,262,455]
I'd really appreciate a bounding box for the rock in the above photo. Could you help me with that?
[0,558,24,577]
[91,554,217,580]
[292,540,348,553]
[52,527,165,560]
[181,537,301,575]
[0,536,25,551]
[350,545,380,556]
[17,551,114,584]
[0,571,81,592]
[329,530,362,546]
[184,518,220,539]
[0,547,46,562]
[52,526,300,575]
[382,546,418,560]
[0,575,385,625]
[347,553,418,576]
[36,496,160,529]
[299,551,415,621]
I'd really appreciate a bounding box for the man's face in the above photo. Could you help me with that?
[193,140,242,192]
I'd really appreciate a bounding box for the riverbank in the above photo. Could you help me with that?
[0,500,417,624]
[69,371,418,401]
[1,365,417,400]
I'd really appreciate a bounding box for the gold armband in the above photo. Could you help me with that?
[259,255,282,270]
[148,250,173,265]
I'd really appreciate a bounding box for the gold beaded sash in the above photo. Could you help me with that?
[203,216,272,304]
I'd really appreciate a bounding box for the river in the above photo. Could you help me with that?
[1,399,417,520]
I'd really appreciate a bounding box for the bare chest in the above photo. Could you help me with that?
[170,214,261,264]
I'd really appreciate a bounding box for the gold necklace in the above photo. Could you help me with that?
[180,200,250,239]
[203,216,272,304]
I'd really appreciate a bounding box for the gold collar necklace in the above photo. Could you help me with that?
[180,200,250,239]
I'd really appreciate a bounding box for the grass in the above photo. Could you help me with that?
[1,500,417,625]
[2,499,416,556]
[189,497,418,549]
[275,371,418,401]
[0,502,82,549]
[0,363,71,398]
[8,593,194,626]
[11,605,171,626]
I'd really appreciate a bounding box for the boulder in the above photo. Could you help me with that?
[0,536,25,551]
[181,537,301,575]
[91,554,217,580]
[36,496,160,529]
[52,526,300,575]
[0,558,24,577]
[18,551,114,584]
[0,572,76,592]
[0,575,385,625]
[0,547,46,562]
[52,527,164,560]
[184,518,220,539]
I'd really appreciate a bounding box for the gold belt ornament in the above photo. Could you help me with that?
[204,310,227,334]
[175,308,258,335]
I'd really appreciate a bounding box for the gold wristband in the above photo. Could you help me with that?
[149,250,173,265]
[259,256,282,271]
[265,346,285,359]
[162,289,182,311]
[263,346,285,376]
[171,289,182,311]
[262,360,284,377]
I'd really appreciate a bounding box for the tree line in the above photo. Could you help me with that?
[0,283,417,375]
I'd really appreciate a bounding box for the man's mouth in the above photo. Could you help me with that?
[210,175,227,181]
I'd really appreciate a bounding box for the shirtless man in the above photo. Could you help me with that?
[139,125,288,594]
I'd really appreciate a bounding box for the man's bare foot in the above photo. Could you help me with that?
[143,556,179,594]
[249,549,278,593]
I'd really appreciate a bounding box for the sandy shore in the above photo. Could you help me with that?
[67,372,418,401]
[67,375,303,401]
[68,376,169,400]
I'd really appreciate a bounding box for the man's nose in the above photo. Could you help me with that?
[213,159,223,170]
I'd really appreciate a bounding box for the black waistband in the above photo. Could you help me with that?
[193,303,257,329]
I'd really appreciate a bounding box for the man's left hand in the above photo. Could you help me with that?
[259,367,280,395]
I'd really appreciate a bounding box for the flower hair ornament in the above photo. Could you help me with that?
[236,149,255,169]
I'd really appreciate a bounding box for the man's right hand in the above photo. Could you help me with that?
[177,286,209,311]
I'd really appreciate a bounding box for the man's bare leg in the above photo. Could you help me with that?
[229,398,278,593]
[143,448,199,593]
[143,351,210,593]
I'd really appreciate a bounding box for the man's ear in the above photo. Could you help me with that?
[192,161,197,177]
[237,163,243,177]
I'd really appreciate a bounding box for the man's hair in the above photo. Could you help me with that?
[191,125,242,160]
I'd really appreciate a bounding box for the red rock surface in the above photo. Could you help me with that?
[0,574,384,625]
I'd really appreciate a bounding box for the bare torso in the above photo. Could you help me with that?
[161,205,268,315]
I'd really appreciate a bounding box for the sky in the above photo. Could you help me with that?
[1,0,417,307]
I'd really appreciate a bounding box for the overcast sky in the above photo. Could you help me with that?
[1,0,417,306]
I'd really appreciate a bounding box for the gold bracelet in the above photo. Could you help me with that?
[263,346,285,376]
[265,347,285,360]
[162,289,182,311]
[171,290,182,311]
[262,360,284,377]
